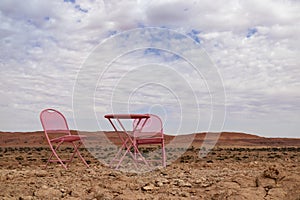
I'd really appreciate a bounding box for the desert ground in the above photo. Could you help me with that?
[0,131,300,200]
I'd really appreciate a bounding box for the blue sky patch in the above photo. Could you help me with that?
[187,29,201,44]
[144,48,161,56]
[138,23,146,28]
[75,5,88,13]
[64,0,75,3]
[247,28,257,38]
[108,30,118,37]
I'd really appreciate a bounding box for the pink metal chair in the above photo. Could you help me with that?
[40,108,89,169]
[133,114,166,167]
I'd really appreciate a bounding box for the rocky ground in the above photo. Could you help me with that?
[1,146,300,200]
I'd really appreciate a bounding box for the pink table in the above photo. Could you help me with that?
[104,114,150,169]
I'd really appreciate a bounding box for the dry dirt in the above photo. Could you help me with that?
[0,132,300,200]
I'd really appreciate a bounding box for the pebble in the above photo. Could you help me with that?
[142,183,155,191]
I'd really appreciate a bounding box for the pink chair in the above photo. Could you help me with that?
[133,114,166,167]
[40,108,89,169]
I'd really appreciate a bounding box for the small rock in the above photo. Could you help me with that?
[18,196,33,200]
[182,181,192,187]
[195,177,207,184]
[232,175,256,187]
[179,191,189,197]
[170,190,177,195]
[81,175,90,181]
[142,183,155,191]
[173,179,182,186]
[160,170,168,176]
[219,181,240,190]
[34,170,48,177]
[155,181,163,187]
[108,172,118,177]
[265,188,287,199]
[256,175,276,188]
[231,187,266,199]
[249,161,258,167]
[158,178,169,183]
[200,182,212,187]
[34,187,61,198]
[41,185,48,189]
[263,166,285,182]
[155,178,169,187]
[173,179,192,187]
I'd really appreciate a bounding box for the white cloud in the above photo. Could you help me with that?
[0,0,299,137]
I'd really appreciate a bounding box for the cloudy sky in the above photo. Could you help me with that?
[0,0,299,137]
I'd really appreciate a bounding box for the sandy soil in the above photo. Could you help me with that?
[0,132,300,199]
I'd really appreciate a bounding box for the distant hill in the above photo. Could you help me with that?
[188,132,300,147]
[0,131,299,147]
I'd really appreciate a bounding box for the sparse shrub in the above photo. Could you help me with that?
[178,147,185,152]
[35,147,44,152]
[88,148,95,152]
[290,147,295,152]
[274,154,281,158]
[15,156,23,161]
[272,147,279,151]
[216,157,225,160]
[142,148,149,154]
[234,157,241,161]
[187,146,195,152]
[109,147,115,151]
[66,147,72,151]
[95,147,102,152]
[27,158,37,161]
[180,155,193,163]
[7,147,15,152]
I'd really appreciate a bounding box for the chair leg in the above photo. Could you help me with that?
[66,143,77,168]
[48,142,68,169]
[68,142,89,168]
[45,151,54,169]
[115,144,141,170]
[110,139,128,167]
[76,144,90,168]
[162,142,166,167]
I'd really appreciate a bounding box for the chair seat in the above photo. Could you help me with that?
[50,135,86,143]
[136,137,163,145]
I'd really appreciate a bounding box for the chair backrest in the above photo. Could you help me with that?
[133,114,163,138]
[40,109,71,136]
